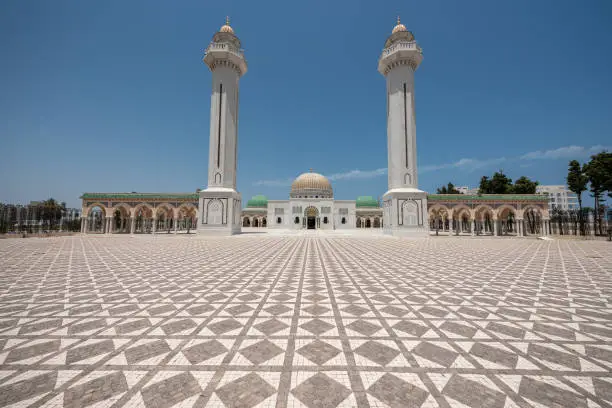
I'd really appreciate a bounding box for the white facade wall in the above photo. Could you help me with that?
[266,199,357,229]
[536,185,579,212]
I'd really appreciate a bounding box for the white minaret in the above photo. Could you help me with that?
[378,17,429,236]
[197,17,247,235]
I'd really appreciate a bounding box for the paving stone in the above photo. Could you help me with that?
[486,322,526,339]
[254,318,289,335]
[216,372,276,407]
[413,342,458,367]
[208,318,242,335]
[64,371,128,408]
[443,374,506,408]
[527,343,580,370]
[297,339,341,365]
[470,343,518,368]
[66,339,115,364]
[141,372,201,408]
[125,340,171,364]
[354,340,400,366]
[300,318,335,335]
[186,304,215,315]
[2,236,612,408]
[19,318,62,334]
[346,319,383,336]
[226,304,254,316]
[115,318,151,334]
[440,321,477,338]
[240,339,284,364]
[368,373,429,408]
[0,371,57,407]
[147,304,176,315]
[380,305,409,317]
[68,318,108,335]
[5,339,61,363]
[392,320,429,337]
[182,340,228,364]
[519,376,587,408]
[302,304,330,316]
[291,373,351,408]
[161,318,197,335]
[108,304,139,316]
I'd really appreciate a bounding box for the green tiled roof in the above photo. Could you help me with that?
[81,193,199,200]
[427,194,547,201]
[356,196,379,208]
[246,195,268,208]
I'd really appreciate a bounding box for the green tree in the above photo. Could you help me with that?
[436,182,461,194]
[566,160,588,235]
[479,171,513,194]
[584,152,611,235]
[510,176,539,194]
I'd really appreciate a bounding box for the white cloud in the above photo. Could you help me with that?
[520,145,610,160]
[328,168,387,181]
[252,178,293,187]
[252,145,608,187]
[420,157,506,173]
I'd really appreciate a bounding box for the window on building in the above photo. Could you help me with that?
[276,217,281,224]
[294,217,299,224]
[341,217,346,224]
[323,217,328,224]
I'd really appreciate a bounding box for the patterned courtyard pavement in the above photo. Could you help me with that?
[0,235,611,408]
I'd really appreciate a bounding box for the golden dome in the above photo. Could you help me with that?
[392,16,407,34]
[220,16,234,34]
[290,170,333,198]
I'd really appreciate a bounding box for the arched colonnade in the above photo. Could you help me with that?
[428,202,551,236]
[81,201,198,234]
[242,216,267,228]
[355,216,382,229]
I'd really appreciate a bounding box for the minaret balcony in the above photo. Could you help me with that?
[378,41,423,75]
[204,42,248,75]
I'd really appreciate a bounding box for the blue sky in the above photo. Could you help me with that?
[1,0,611,208]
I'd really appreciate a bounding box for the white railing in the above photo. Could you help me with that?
[206,42,245,58]
[380,41,422,58]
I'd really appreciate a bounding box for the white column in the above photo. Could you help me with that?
[152,218,157,234]
[173,218,178,234]
[130,217,135,234]
[471,220,475,236]
[448,218,453,235]
[493,220,498,236]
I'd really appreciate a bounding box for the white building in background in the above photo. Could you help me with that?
[457,186,479,195]
[536,185,579,212]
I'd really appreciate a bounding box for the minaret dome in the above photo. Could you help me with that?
[392,16,407,34]
[219,16,234,34]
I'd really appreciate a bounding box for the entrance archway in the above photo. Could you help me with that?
[304,206,318,230]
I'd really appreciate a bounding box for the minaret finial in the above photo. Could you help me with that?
[226,16,230,25]
[397,15,401,25]
[309,168,313,173]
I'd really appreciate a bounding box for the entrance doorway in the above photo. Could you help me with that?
[304,206,318,230]
[307,217,316,229]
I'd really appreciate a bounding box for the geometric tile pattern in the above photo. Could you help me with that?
[0,235,611,407]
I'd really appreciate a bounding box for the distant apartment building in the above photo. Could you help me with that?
[457,186,479,195]
[536,185,579,212]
